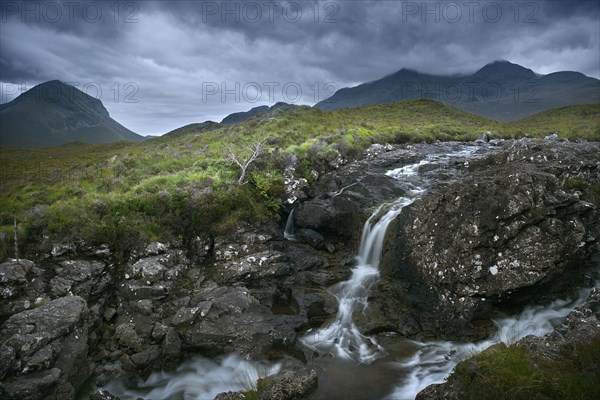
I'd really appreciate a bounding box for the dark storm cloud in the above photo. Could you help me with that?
[0,0,598,135]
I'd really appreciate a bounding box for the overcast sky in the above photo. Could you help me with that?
[1,0,599,135]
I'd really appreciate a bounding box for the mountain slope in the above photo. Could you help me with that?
[315,61,600,121]
[0,80,144,147]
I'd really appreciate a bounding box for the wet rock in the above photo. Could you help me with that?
[144,242,168,256]
[90,390,121,400]
[51,243,75,257]
[257,369,318,400]
[0,260,34,303]
[183,286,299,357]
[296,229,335,253]
[162,328,181,356]
[0,296,89,400]
[130,345,161,367]
[114,323,143,352]
[214,392,246,400]
[50,260,108,299]
[0,368,61,400]
[365,143,394,159]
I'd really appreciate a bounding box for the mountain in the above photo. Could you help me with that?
[221,102,300,124]
[315,61,600,121]
[0,80,144,147]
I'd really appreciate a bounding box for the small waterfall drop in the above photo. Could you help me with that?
[284,209,296,240]
[387,285,595,400]
[301,193,422,363]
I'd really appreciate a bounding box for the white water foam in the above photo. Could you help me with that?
[102,354,281,400]
[301,190,424,363]
[284,209,296,240]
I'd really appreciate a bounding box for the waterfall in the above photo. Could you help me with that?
[301,192,423,363]
[284,209,296,240]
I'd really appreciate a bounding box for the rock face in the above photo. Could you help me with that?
[0,296,89,400]
[376,141,600,339]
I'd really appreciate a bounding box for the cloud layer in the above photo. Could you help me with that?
[1,0,598,135]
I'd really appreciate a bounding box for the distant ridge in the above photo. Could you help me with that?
[315,60,600,121]
[221,102,301,124]
[164,121,220,137]
[0,80,144,147]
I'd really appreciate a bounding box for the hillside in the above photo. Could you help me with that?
[1,99,598,256]
[315,61,600,121]
[0,80,144,147]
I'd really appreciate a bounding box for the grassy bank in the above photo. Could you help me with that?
[1,100,598,258]
[448,336,600,400]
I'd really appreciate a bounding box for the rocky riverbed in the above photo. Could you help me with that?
[1,139,599,400]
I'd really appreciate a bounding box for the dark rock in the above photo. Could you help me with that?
[51,243,75,257]
[130,345,161,366]
[296,229,335,253]
[0,296,89,400]
[162,327,181,356]
[144,242,168,256]
[257,369,318,400]
[0,368,61,400]
[90,390,120,400]
[214,391,246,400]
[50,260,107,299]
[378,141,600,339]
[114,323,143,352]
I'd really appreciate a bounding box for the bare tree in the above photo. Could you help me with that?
[228,141,264,184]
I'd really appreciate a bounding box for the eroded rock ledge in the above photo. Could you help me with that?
[374,140,600,340]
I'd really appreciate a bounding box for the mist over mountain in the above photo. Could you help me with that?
[315,61,600,121]
[0,81,144,147]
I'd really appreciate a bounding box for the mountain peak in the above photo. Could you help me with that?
[0,80,143,147]
[473,60,536,80]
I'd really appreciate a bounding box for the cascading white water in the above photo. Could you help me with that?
[103,354,281,400]
[301,191,424,363]
[284,209,296,240]
[300,147,480,364]
[386,285,595,400]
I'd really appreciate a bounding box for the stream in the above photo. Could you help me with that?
[104,144,598,400]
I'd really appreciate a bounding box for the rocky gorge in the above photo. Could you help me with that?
[1,138,599,400]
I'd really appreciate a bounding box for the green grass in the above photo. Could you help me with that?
[449,336,600,400]
[0,100,598,259]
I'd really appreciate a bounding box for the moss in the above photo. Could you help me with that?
[449,336,600,400]
[564,179,600,205]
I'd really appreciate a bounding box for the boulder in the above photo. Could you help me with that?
[257,369,318,400]
[377,141,600,339]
